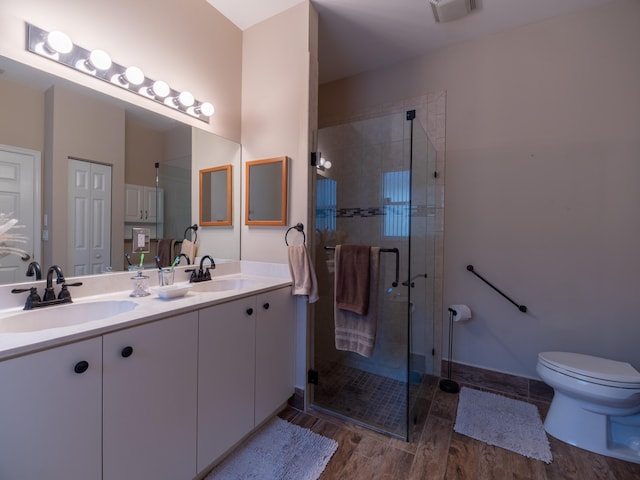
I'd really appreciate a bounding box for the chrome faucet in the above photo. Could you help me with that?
[11,264,82,309]
[26,261,42,281]
[189,255,215,282]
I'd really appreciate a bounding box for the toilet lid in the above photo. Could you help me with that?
[539,352,640,387]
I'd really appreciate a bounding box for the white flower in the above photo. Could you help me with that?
[0,217,19,235]
[0,213,27,259]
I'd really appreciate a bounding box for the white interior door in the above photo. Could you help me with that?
[0,144,41,284]
[68,159,111,276]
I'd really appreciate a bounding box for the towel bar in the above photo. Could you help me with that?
[325,246,399,287]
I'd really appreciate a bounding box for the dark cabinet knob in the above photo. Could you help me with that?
[263,302,270,310]
[74,360,89,374]
[121,346,133,358]
[246,308,253,316]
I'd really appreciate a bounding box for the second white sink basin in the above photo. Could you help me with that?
[0,300,138,333]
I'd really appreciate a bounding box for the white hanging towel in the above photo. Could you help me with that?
[287,244,319,303]
[180,238,198,265]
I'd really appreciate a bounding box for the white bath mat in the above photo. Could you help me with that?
[205,417,338,479]
[454,387,553,463]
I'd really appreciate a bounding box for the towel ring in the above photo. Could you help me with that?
[285,223,306,246]
[184,224,198,243]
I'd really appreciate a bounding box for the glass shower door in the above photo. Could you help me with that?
[311,110,430,440]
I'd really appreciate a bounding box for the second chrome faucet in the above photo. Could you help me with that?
[11,263,83,310]
[188,255,216,283]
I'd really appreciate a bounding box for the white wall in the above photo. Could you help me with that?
[0,77,44,151]
[240,2,316,264]
[319,0,640,378]
[240,1,318,393]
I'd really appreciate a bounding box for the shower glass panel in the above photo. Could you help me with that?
[408,113,437,432]
[312,110,435,440]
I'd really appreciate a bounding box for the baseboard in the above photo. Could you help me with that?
[288,387,305,410]
[441,360,553,403]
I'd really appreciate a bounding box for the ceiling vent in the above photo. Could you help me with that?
[430,0,476,23]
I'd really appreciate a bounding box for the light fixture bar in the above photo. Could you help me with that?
[430,0,476,23]
[26,23,214,123]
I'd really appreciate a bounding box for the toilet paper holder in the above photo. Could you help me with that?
[440,305,471,394]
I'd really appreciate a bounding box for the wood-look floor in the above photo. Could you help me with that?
[278,381,640,480]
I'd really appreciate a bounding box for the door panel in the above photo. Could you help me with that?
[68,159,111,276]
[0,145,41,284]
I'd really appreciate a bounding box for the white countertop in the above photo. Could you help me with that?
[0,261,292,361]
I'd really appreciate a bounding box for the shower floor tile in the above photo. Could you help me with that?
[313,362,432,438]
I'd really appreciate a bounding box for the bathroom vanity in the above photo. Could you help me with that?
[0,261,294,480]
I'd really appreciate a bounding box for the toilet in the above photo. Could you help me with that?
[537,351,640,464]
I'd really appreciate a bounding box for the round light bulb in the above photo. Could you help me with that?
[89,50,112,71]
[46,31,73,54]
[152,80,170,98]
[324,160,332,169]
[124,66,145,85]
[177,91,195,108]
[199,102,215,116]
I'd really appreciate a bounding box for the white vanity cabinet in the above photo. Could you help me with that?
[102,312,198,480]
[197,286,295,471]
[255,287,295,425]
[197,295,257,471]
[0,280,294,479]
[0,337,103,479]
[124,184,163,223]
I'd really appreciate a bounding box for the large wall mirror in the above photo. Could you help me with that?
[200,165,232,226]
[245,157,288,226]
[0,55,241,286]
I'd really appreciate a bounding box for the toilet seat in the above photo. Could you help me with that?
[538,352,640,388]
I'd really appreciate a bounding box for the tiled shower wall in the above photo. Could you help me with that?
[316,92,446,376]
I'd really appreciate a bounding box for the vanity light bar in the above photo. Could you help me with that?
[26,23,214,123]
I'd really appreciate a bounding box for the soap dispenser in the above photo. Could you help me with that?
[130,268,150,297]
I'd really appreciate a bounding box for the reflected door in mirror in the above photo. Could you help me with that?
[200,165,232,226]
[0,145,41,284]
[245,157,288,226]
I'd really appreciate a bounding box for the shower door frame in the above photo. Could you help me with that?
[309,108,437,441]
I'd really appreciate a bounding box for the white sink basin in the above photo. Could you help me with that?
[190,278,258,293]
[0,300,138,333]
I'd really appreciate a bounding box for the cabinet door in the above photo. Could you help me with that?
[197,296,256,472]
[255,287,295,425]
[124,184,143,221]
[0,337,102,480]
[103,312,198,480]
[144,186,163,223]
